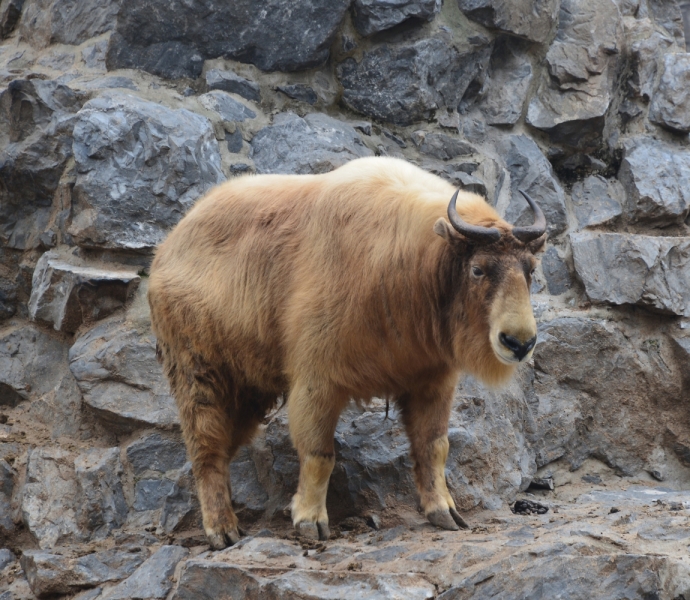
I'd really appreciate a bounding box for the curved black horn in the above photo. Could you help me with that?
[511,190,547,243]
[447,190,501,244]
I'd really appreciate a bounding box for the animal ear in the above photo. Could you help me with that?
[434,218,461,243]
[527,233,547,254]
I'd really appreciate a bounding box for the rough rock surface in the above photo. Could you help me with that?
[250,112,373,175]
[526,0,623,149]
[352,0,441,36]
[456,0,559,43]
[3,0,690,597]
[70,92,224,251]
[29,251,140,332]
[106,0,351,77]
[337,37,492,126]
[571,232,690,316]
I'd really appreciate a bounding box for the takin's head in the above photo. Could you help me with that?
[433,190,547,386]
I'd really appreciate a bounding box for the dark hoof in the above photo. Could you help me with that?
[427,509,459,531]
[207,527,241,550]
[297,521,330,541]
[450,507,470,529]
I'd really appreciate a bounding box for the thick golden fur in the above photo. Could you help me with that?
[148,156,541,547]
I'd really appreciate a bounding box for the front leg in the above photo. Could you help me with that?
[398,378,469,531]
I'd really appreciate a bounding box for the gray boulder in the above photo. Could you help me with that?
[70,92,223,251]
[101,545,189,600]
[198,91,256,123]
[649,53,690,133]
[0,79,87,250]
[526,0,623,149]
[132,478,175,511]
[29,251,140,333]
[126,433,187,475]
[352,0,441,36]
[158,462,201,534]
[440,551,666,599]
[21,547,147,598]
[479,38,533,126]
[19,0,118,48]
[571,232,690,316]
[541,246,571,295]
[498,135,568,236]
[337,36,493,126]
[0,0,23,39]
[74,448,128,539]
[106,0,351,78]
[205,69,261,103]
[250,112,372,175]
[628,21,674,101]
[0,459,14,535]
[618,137,690,226]
[532,315,685,473]
[0,323,73,408]
[411,131,475,161]
[20,447,81,548]
[571,175,623,229]
[455,0,558,43]
[276,84,318,105]
[69,317,179,430]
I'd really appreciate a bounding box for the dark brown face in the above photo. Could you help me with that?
[467,243,540,365]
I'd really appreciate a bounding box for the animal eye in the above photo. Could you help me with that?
[472,266,484,277]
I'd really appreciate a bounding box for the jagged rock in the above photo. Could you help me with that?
[0,548,14,571]
[0,0,23,39]
[101,545,189,600]
[229,446,269,520]
[70,92,224,251]
[106,0,351,78]
[410,131,475,161]
[533,315,684,473]
[456,0,558,43]
[81,39,108,69]
[337,36,493,126]
[132,478,175,511]
[498,135,568,236]
[0,79,87,250]
[526,0,623,149]
[20,447,81,548]
[171,561,436,600]
[648,0,686,46]
[158,462,201,534]
[571,175,623,229]
[69,317,178,430]
[627,20,674,101]
[19,0,118,48]
[649,53,690,133]
[20,547,148,598]
[198,91,256,123]
[74,448,128,539]
[571,232,690,316]
[276,84,317,105]
[126,433,187,475]
[618,137,690,226]
[439,551,668,599]
[28,251,140,333]
[479,38,533,126]
[541,246,571,295]
[352,0,441,36]
[0,459,14,534]
[0,323,72,408]
[250,112,372,175]
[205,69,261,103]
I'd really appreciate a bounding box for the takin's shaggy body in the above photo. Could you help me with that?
[148,156,544,548]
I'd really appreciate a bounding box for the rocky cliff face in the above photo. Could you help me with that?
[1,0,690,598]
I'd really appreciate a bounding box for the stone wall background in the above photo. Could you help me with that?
[1,0,690,596]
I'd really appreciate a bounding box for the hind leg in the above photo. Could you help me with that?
[287,380,346,541]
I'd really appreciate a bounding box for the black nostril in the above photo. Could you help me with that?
[499,333,537,360]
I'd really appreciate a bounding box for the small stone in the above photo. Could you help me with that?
[411,131,475,160]
[276,84,318,105]
[205,69,261,103]
[82,40,108,69]
[571,175,623,229]
[158,463,201,534]
[0,548,14,571]
[609,507,620,513]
